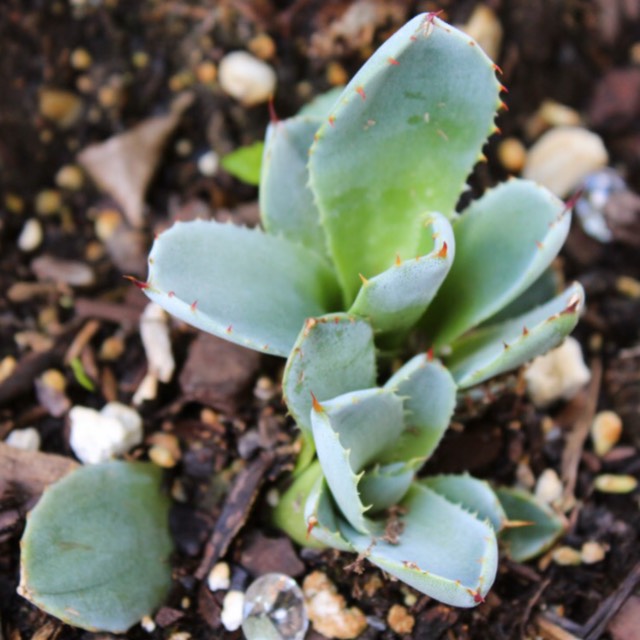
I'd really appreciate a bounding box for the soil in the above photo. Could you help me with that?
[1,1,640,639]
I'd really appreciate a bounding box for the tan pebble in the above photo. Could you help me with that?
[497,137,527,173]
[630,41,640,65]
[5,193,24,214]
[70,48,92,70]
[132,51,149,68]
[535,468,563,505]
[362,574,383,597]
[254,375,276,401]
[594,474,637,493]
[403,591,417,607]
[40,129,54,144]
[591,410,623,457]
[169,632,190,640]
[200,407,219,425]
[171,478,188,503]
[98,85,122,109]
[248,33,277,60]
[40,369,66,392]
[168,71,194,92]
[616,275,640,299]
[148,432,181,465]
[180,596,190,609]
[387,604,415,635]
[552,546,582,566]
[538,100,582,128]
[76,74,94,93]
[38,305,58,329]
[459,4,503,61]
[140,615,156,632]
[207,562,231,592]
[218,51,276,106]
[148,445,177,468]
[18,219,44,252]
[523,126,608,197]
[39,88,83,128]
[100,335,125,361]
[0,356,17,383]
[85,240,105,262]
[303,571,367,639]
[55,164,84,190]
[35,190,62,216]
[327,61,349,86]
[581,541,606,564]
[174,138,192,157]
[195,61,217,84]
[95,209,123,241]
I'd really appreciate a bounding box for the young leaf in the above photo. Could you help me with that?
[309,14,501,302]
[358,461,417,514]
[422,179,571,346]
[144,219,341,356]
[447,282,585,388]
[260,116,328,256]
[19,462,172,633]
[340,483,498,607]
[349,213,454,336]
[220,141,264,185]
[311,388,405,534]
[379,355,457,465]
[283,313,377,437]
[496,487,565,562]
[304,477,354,552]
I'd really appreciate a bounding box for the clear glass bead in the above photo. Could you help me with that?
[242,573,308,640]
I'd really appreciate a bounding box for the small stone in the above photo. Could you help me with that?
[69,402,143,464]
[248,34,277,60]
[18,219,44,252]
[133,372,159,405]
[575,169,626,243]
[581,541,607,564]
[303,571,367,640]
[35,190,62,216]
[41,368,66,392]
[195,61,217,84]
[39,88,83,128]
[616,276,640,298]
[148,433,181,468]
[95,209,123,242]
[5,428,41,451]
[5,193,24,214]
[140,615,156,633]
[497,137,527,173]
[132,51,150,69]
[459,4,503,61]
[254,376,276,401]
[326,61,349,87]
[55,164,84,190]
[99,335,126,361]
[387,604,415,635]
[70,48,92,70]
[207,562,231,592]
[242,573,308,640]
[594,474,638,494]
[523,126,608,197]
[552,546,582,566]
[221,590,245,632]
[591,411,623,457]
[218,51,276,107]
[525,100,582,140]
[525,337,591,407]
[535,469,563,506]
[140,303,175,383]
[197,150,219,177]
[0,356,17,383]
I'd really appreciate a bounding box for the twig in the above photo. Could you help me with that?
[520,577,551,638]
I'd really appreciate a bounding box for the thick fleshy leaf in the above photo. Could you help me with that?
[349,213,454,336]
[378,355,456,465]
[496,487,565,562]
[340,484,498,607]
[298,87,344,118]
[422,473,506,531]
[260,117,328,256]
[220,141,264,185]
[283,314,377,437]
[448,282,585,388]
[358,461,416,514]
[311,388,405,533]
[19,462,172,633]
[144,219,340,356]
[308,14,501,302]
[422,179,571,347]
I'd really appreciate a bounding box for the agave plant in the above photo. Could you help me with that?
[140,13,580,605]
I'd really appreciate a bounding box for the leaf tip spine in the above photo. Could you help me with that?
[123,275,151,290]
[436,241,448,259]
[356,86,367,101]
[310,391,324,413]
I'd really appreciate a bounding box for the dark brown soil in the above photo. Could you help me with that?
[1,1,640,639]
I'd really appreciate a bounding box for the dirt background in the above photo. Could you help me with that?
[1,1,640,639]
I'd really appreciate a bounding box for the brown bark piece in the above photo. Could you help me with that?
[239,530,305,577]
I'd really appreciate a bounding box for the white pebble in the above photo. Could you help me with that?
[18,219,44,252]
[69,402,143,464]
[523,126,608,197]
[535,468,563,505]
[218,51,276,106]
[220,590,245,632]
[197,150,219,177]
[133,371,159,405]
[140,303,175,383]
[140,615,156,632]
[525,337,591,408]
[5,427,41,451]
[207,562,231,592]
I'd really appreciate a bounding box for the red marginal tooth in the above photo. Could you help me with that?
[499,83,509,94]
[310,391,324,413]
[268,96,279,124]
[168,291,175,298]
[493,63,504,75]
[226,325,233,334]
[427,347,434,361]
[522,326,529,336]
[328,114,336,127]
[395,254,402,266]
[306,516,318,538]
[388,56,400,66]
[563,188,584,213]
[436,241,448,259]
[190,300,198,311]
[123,275,150,290]
[499,100,509,112]
[562,297,581,314]
[356,86,367,101]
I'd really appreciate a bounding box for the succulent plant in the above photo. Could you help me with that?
[141,14,581,606]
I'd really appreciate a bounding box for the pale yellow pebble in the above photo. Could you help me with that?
[76,74,94,93]
[40,369,66,393]
[39,88,83,128]
[85,240,105,262]
[70,48,92,70]
[95,209,123,241]
[218,51,276,106]
[18,218,43,252]
[207,562,231,592]
[552,546,582,566]
[497,137,527,173]
[387,604,415,635]
[630,41,640,65]
[5,193,25,214]
[0,356,17,384]
[195,61,217,84]
[35,190,62,216]
[100,335,126,361]
[140,615,156,632]
[594,474,637,493]
[148,445,177,468]
[132,51,150,69]
[616,275,640,299]
[591,410,623,457]
[55,164,84,191]
[327,61,349,86]
[535,468,563,505]
[581,541,607,564]
[181,596,190,609]
[248,33,277,60]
